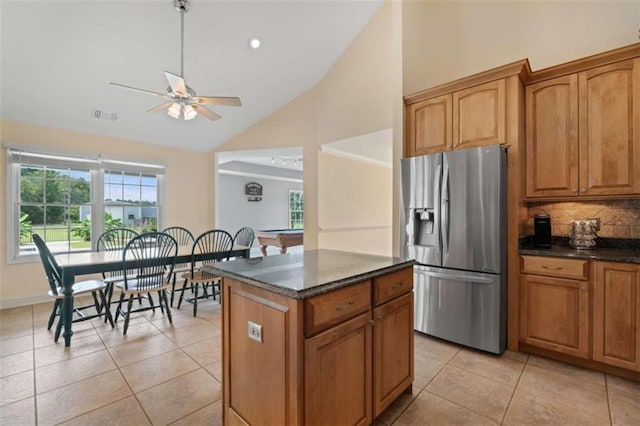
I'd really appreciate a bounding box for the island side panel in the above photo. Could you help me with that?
[223,278,304,426]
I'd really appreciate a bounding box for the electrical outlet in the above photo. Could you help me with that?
[587,217,601,231]
[247,321,262,343]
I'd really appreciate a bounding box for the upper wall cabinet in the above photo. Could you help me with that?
[453,79,506,150]
[404,61,529,158]
[406,94,452,156]
[525,46,640,199]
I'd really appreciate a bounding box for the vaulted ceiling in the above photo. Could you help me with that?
[0,0,383,152]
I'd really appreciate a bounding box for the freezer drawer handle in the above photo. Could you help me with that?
[416,270,495,284]
[335,301,354,311]
[541,265,563,271]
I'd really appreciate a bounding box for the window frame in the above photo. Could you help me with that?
[288,189,304,229]
[5,147,165,264]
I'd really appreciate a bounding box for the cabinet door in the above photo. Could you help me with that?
[593,262,640,371]
[520,274,589,358]
[525,75,579,198]
[453,79,506,149]
[406,94,452,156]
[305,312,372,426]
[579,58,640,196]
[373,292,413,417]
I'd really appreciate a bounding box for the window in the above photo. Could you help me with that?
[6,147,165,261]
[288,189,304,229]
[18,164,93,255]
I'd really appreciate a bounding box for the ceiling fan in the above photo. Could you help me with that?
[110,0,241,121]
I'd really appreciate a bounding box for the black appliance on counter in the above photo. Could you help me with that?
[533,214,552,248]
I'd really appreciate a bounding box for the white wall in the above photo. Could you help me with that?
[403,1,639,95]
[216,174,303,237]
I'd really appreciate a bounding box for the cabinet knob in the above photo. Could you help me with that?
[581,286,588,293]
[376,315,384,321]
[580,188,586,193]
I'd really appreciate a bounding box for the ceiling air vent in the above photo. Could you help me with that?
[91,108,118,121]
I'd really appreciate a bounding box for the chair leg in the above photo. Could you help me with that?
[54,313,63,342]
[170,273,177,307]
[177,280,189,309]
[157,291,165,314]
[99,290,114,328]
[115,293,125,323]
[123,297,134,335]
[162,290,173,324]
[147,293,156,312]
[104,284,114,323]
[193,283,199,317]
[91,291,100,314]
[47,299,60,330]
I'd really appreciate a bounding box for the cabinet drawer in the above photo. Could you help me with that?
[521,256,589,280]
[304,281,371,337]
[373,267,413,306]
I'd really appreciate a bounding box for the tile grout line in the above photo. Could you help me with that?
[604,374,614,426]
[498,353,530,425]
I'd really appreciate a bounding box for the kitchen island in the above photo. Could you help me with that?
[203,249,415,425]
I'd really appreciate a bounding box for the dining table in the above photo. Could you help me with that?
[54,244,250,346]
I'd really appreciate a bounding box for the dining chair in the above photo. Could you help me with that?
[111,232,178,334]
[162,226,195,307]
[97,228,160,315]
[178,229,233,317]
[233,226,255,249]
[32,234,114,342]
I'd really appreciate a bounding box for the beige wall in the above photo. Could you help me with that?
[216,1,398,252]
[0,120,214,305]
[403,0,639,95]
[318,152,392,256]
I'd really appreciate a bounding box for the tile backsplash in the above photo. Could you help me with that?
[527,200,640,238]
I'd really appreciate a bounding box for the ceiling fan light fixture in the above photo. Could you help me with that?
[183,104,197,120]
[168,102,182,119]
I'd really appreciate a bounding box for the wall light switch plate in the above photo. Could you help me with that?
[247,321,263,343]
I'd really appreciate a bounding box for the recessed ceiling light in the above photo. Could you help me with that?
[248,37,261,50]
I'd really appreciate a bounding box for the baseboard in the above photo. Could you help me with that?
[0,294,50,310]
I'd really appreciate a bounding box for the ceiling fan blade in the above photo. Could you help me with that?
[192,104,222,121]
[165,71,187,97]
[192,96,242,107]
[110,82,170,99]
[148,102,173,113]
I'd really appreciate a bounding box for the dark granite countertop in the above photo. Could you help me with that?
[519,237,640,264]
[202,249,415,299]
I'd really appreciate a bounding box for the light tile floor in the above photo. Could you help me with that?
[1,297,639,425]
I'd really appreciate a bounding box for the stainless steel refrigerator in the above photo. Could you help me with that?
[400,144,506,354]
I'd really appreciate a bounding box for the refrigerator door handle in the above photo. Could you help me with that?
[434,164,442,253]
[414,267,495,285]
[441,161,450,253]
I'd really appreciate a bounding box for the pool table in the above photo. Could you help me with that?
[255,229,303,255]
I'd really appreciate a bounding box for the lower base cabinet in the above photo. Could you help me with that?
[520,273,590,359]
[520,256,640,375]
[593,261,640,371]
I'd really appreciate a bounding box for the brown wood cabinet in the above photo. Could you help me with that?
[406,94,452,156]
[525,75,579,197]
[223,266,414,425]
[453,79,506,150]
[593,261,640,371]
[305,312,373,426]
[520,272,590,359]
[403,60,529,158]
[525,56,640,199]
[520,255,640,376]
